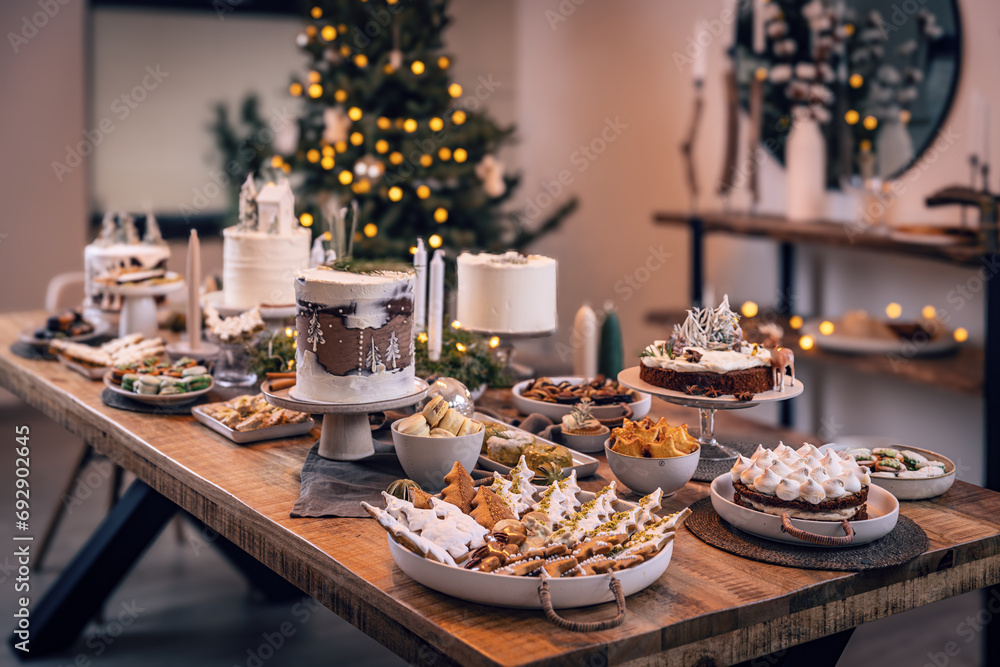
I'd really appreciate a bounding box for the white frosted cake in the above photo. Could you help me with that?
[223,227,311,308]
[456,251,557,333]
[294,266,415,403]
[85,213,170,314]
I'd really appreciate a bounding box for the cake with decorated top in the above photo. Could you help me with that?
[639,296,782,398]
[84,212,170,315]
[294,262,415,403]
[456,251,557,334]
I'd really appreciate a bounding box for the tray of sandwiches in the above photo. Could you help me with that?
[49,333,166,380]
[364,458,689,614]
[192,394,313,444]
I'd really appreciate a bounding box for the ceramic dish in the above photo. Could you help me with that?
[19,320,109,348]
[802,319,958,356]
[390,419,485,492]
[560,425,611,454]
[512,376,651,421]
[820,442,956,500]
[103,371,212,406]
[474,412,599,480]
[604,440,700,496]
[710,475,898,547]
[58,356,109,380]
[191,405,314,444]
[385,491,675,609]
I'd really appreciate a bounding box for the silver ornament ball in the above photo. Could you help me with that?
[420,377,474,417]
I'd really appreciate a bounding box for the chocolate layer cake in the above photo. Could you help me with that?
[733,480,869,521]
[639,363,772,396]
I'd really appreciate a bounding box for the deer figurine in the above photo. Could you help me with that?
[770,347,795,392]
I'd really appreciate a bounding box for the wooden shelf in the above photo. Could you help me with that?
[654,211,985,267]
[644,310,983,396]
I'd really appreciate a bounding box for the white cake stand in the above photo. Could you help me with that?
[203,290,298,321]
[461,326,555,379]
[617,366,804,461]
[261,378,428,461]
[105,275,185,338]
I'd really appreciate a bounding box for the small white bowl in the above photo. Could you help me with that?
[560,425,610,454]
[604,440,700,496]
[821,442,956,500]
[390,419,484,492]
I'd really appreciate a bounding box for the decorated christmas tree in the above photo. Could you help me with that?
[279,0,575,259]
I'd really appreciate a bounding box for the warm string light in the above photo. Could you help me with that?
[437,56,450,69]
[354,54,368,67]
[453,148,468,163]
[455,342,467,353]
[799,335,815,351]
[845,110,860,125]
[389,151,404,165]
[428,234,442,248]
[403,118,418,133]
[285,327,293,338]
[375,139,389,153]
[417,332,428,343]
[338,170,353,185]
[334,89,348,103]
[289,82,303,97]
[308,70,321,83]
[818,320,835,335]
[429,117,444,132]
[740,301,758,318]
[308,84,323,98]
[310,6,322,19]
[299,212,313,227]
[451,110,466,125]
[306,149,320,163]
[321,25,336,41]
[885,302,902,319]
[451,320,462,329]
[448,83,462,98]
[363,223,378,237]
[438,147,452,160]
[388,186,403,201]
[411,60,425,75]
[434,208,448,223]
[348,106,363,121]
[377,116,391,130]
[419,154,433,167]
[954,327,969,342]
[789,315,803,329]
[416,185,431,199]
[922,305,936,319]
[350,131,364,146]
[489,336,500,349]
[849,73,863,88]
[863,115,878,131]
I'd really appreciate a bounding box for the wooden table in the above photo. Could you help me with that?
[3,311,1000,666]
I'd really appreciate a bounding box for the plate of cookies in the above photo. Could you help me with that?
[512,376,651,422]
[364,457,689,611]
[192,394,314,444]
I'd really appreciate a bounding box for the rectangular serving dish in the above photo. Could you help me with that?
[192,405,315,444]
[474,411,599,479]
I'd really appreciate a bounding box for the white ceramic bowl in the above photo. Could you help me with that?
[512,376,651,421]
[710,475,899,547]
[604,440,700,496]
[560,425,611,454]
[821,442,956,500]
[390,419,484,492]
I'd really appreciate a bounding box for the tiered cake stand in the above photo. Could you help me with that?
[262,378,428,460]
[106,276,185,338]
[617,366,804,461]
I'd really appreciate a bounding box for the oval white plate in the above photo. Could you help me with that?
[820,441,956,501]
[710,475,898,547]
[512,376,651,420]
[103,371,212,405]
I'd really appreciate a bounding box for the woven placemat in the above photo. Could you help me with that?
[100,388,208,415]
[10,342,56,361]
[693,442,760,482]
[685,497,928,571]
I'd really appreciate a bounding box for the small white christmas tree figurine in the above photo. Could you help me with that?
[237,174,259,231]
[384,331,400,369]
[307,309,325,351]
[366,336,382,373]
[97,212,117,246]
[143,210,164,245]
[120,213,139,244]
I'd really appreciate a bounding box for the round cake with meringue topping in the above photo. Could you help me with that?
[729,443,871,521]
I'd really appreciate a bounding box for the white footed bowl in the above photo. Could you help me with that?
[604,440,700,496]
[561,426,611,454]
[390,419,484,492]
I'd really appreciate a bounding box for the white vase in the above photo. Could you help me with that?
[785,116,827,222]
[876,120,914,179]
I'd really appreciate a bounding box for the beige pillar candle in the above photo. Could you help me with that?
[187,229,201,351]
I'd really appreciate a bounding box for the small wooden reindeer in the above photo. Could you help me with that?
[770,347,795,391]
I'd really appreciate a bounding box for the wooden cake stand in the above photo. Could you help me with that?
[261,378,428,461]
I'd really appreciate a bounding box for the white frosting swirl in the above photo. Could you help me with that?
[730,454,755,484]
[838,471,862,494]
[768,460,793,478]
[822,477,847,499]
[820,452,843,477]
[754,468,782,495]
[640,345,771,373]
[787,467,810,483]
[810,466,830,483]
[799,478,826,504]
[776,479,801,501]
[741,465,765,487]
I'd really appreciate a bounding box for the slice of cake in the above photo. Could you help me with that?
[294,264,415,403]
[639,296,775,397]
[456,251,557,334]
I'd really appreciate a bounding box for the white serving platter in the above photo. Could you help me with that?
[474,411,599,479]
[819,442,956,501]
[617,366,803,409]
[191,405,315,444]
[710,475,898,547]
[58,356,108,380]
[386,491,677,609]
[512,376,651,421]
[103,371,213,406]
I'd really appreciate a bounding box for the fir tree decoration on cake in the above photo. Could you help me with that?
[307,308,325,351]
[366,336,383,373]
[385,330,401,369]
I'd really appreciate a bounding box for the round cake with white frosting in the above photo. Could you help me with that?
[294,266,415,403]
[223,227,311,308]
[456,251,557,334]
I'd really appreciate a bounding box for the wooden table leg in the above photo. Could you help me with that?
[734,627,854,667]
[9,480,176,657]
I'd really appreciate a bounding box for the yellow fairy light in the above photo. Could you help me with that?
[900,109,912,124]
[411,60,425,75]
[270,155,283,168]
[354,54,368,68]
[451,320,462,329]
[419,154,433,167]
[455,342,467,353]
[352,179,371,194]
[281,163,291,174]
[308,84,323,98]
[754,67,768,81]
[323,232,331,241]
[306,149,320,163]
[375,139,389,153]
[308,70,321,83]
[438,147,452,160]
[292,340,297,350]
[418,332,428,343]
[849,73,863,88]
[363,223,378,238]
[453,148,468,163]
[489,336,500,349]
[448,83,462,98]
[321,156,335,170]
[922,305,936,319]
[388,186,403,201]
[409,245,417,255]
[885,302,902,319]
[288,359,295,370]
[845,110,859,125]
[863,115,878,131]
[289,82,303,97]
[844,22,855,36]
[348,106,363,121]
[322,145,335,157]
[389,151,404,165]
[451,110,466,125]
[438,56,450,69]
[819,320,835,335]
[428,234,442,248]
[321,25,336,41]
[339,45,351,57]
[384,63,395,75]
[350,131,364,146]
[310,6,322,19]
[285,327,293,338]
[334,89,347,103]
[377,116,391,130]
[799,335,815,351]
[429,117,444,132]
[395,118,405,129]
[434,207,448,223]
[334,140,348,153]
[299,213,313,227]
[416,185,430,199]
[338,170,353,185]
[789,315,803,330]
[305,25,317,37]
[403,118,418,133]
[741,301,758,318]
[954,327,969,342]
[860,139,873,152]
